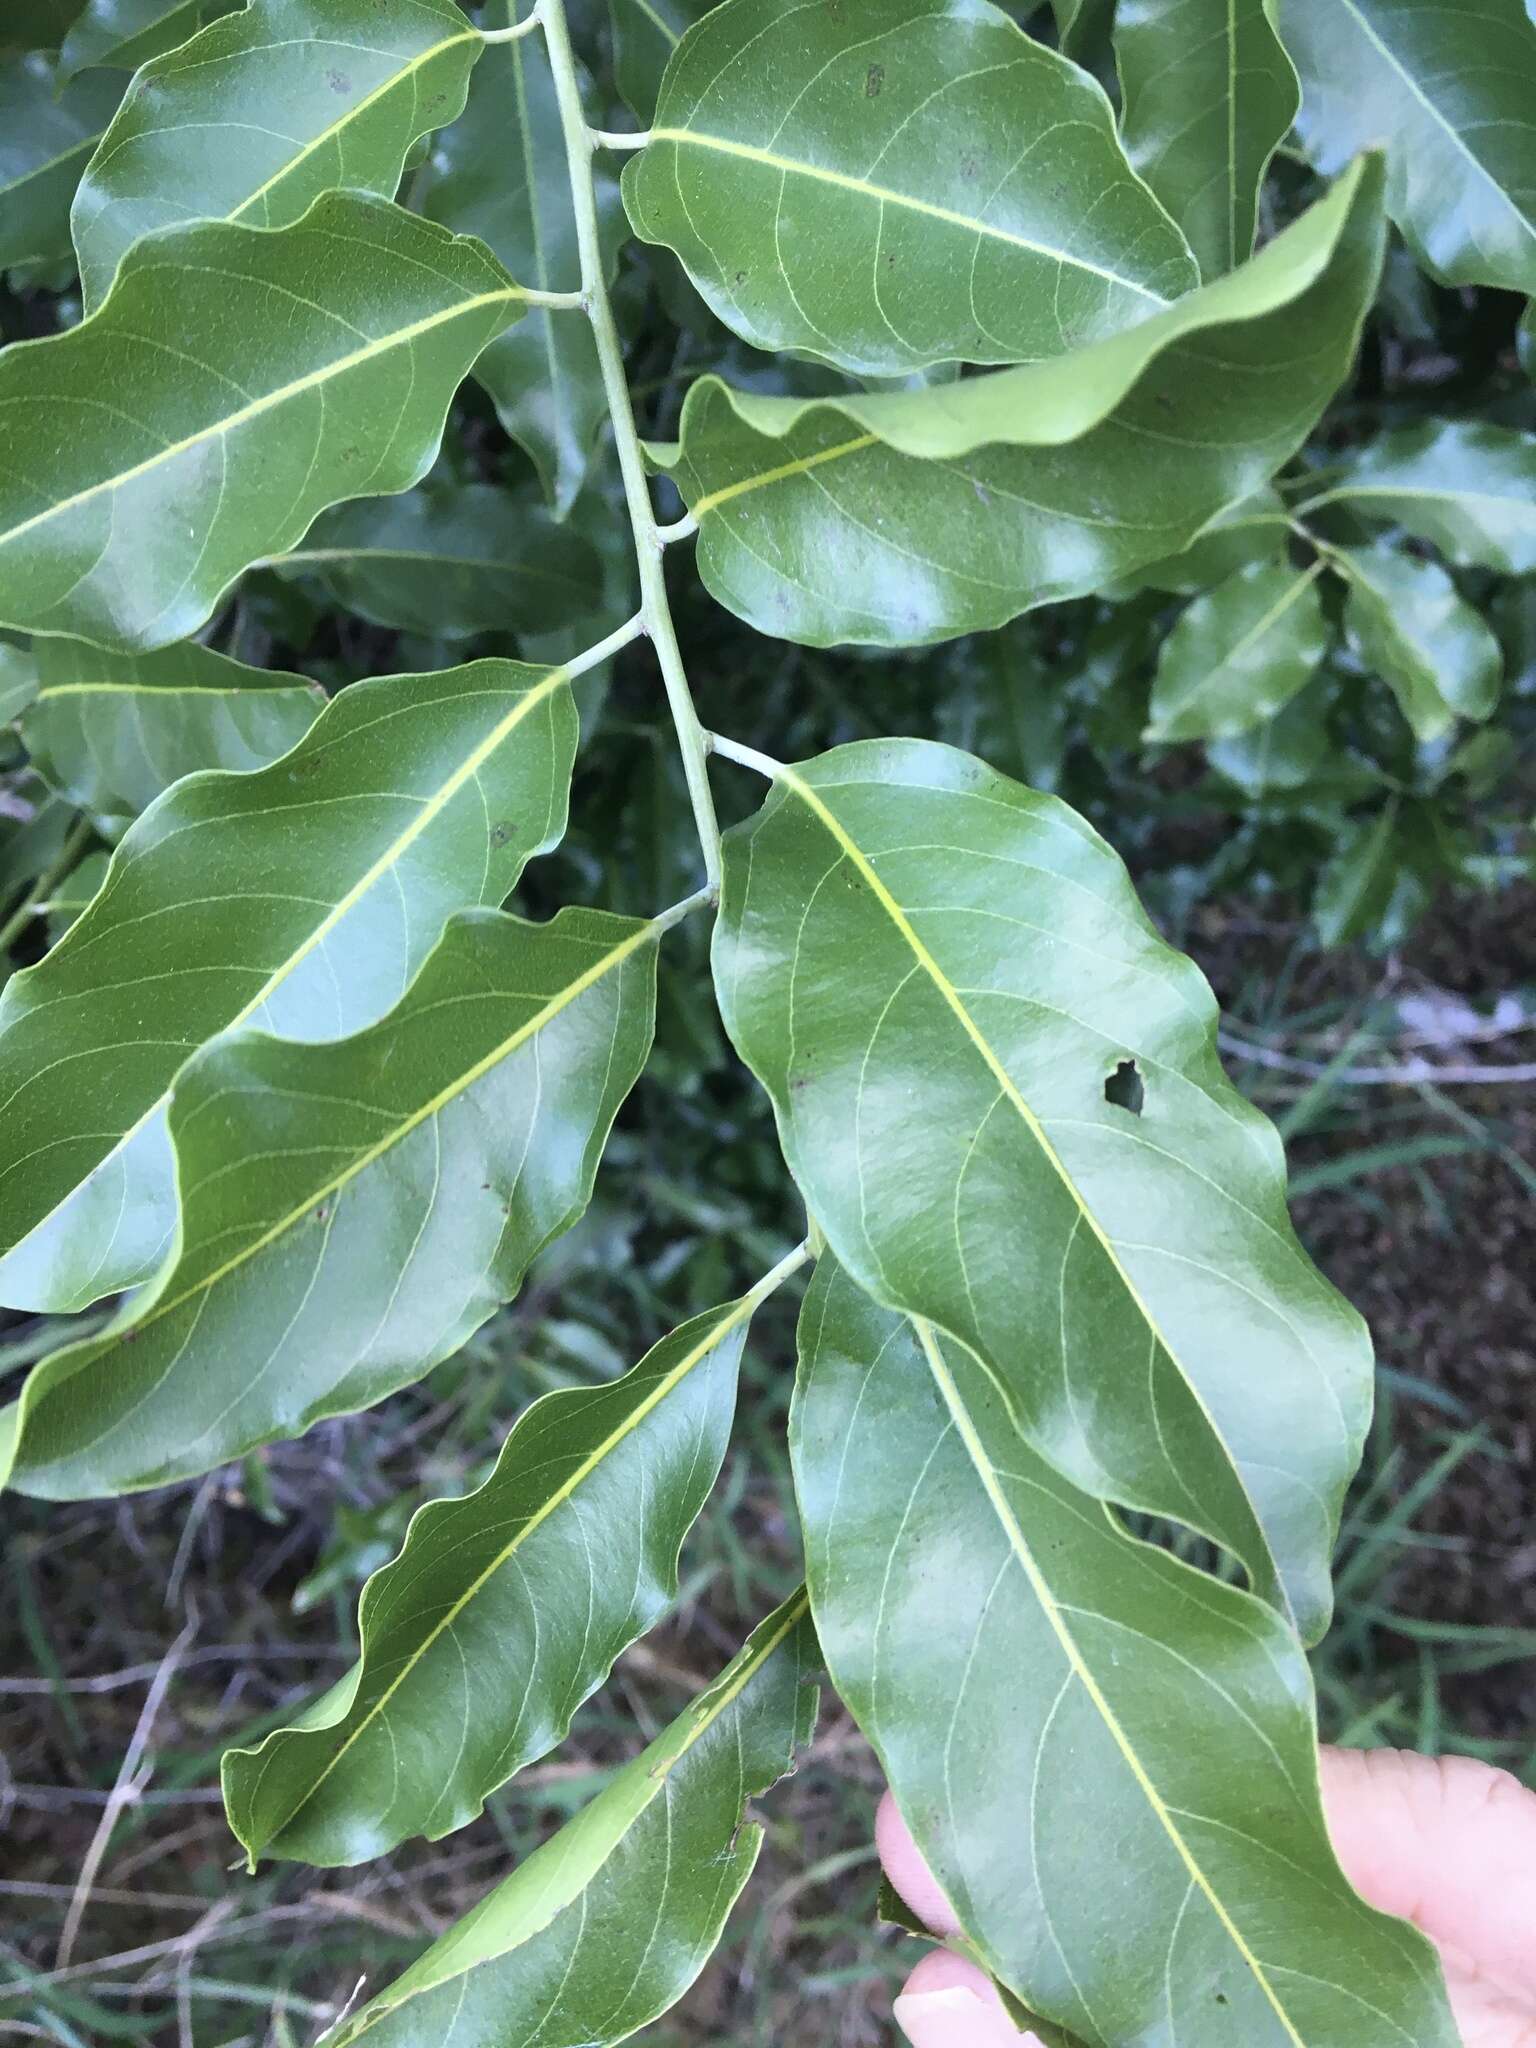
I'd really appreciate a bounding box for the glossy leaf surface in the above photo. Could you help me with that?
[0,656,577,1314]
[4,904,657,1498]
[1116,0,1298,278]
[23,636,324,827]
[329,1595,817,2048]
[1278,0,1536,295]
[225,1291,770,1865]
[714,737,1372,1640]
[424,8,620,515]
[0,57,124,272]
[1307,419,1536,575]
[625,0,1196,378]
[0,194,527,650]
[1146,560,1329,742]
[71,0,482,310]
[1340,543,1503,740]
[59,0,241,79]
[275,486,602,640]
[793,1261,1459,2048]
[661,157,1383,645]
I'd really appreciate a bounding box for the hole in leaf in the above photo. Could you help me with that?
[1104,1058,1144,1116]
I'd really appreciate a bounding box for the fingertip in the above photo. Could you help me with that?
[894,1951,1041,2047]
[876,1790,962,1938]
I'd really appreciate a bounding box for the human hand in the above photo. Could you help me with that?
[878,1748,1536,2047]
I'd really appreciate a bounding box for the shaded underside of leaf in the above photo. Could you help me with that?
[225,1294,760,1866]
[23,635,325,825]
[4,903,659,1498]
[792,1261,1459,2047]
[625,0,1196,376]
[0,192,527,651]
[713,736,1372,1640]
[330,1594,819,2048]
[660,156,1385,644]
[0,655,577,1313]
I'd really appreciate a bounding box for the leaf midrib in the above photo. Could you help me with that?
[649,128,1175,300]
[254,1289,760,1850]
[0,284,524,554]
[915,1320,1305,2047]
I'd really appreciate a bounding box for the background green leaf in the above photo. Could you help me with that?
[624,0,1196,377]
[23,636,324,828]
[225,1289,770,1865]
[1304,419,1536,574]
[1116,0,1299,278]
[1340,541,1503,739]
[273,484,602,639]
[1277,0,1536,295]
[71,0,483,310]
[1146,559,1329,742]
[0,656,577,1313]
[330,1595,818,2048]
[3,903,658,1498]
[0,193,529,650]
[59,0,242,80]
[661,158,1383,644]
[714,737,1372,1641]
[792,1260,1459,2048]
[0,56,125,273]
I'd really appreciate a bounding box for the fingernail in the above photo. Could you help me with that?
[894,1983,1041,2047]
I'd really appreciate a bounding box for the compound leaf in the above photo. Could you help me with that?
[0,56,125,273]
[1277,0,1536,296]
[423,4,621,516]
[792,1261,1460,2048]
[328,1594,818,2048]
[0,655,577,1314]
[0,193,529,651]
[659,156,1384,646]
[1340,542,1503,740]
[714,737,1372,1642]
[71,0,483,310]
[1115,0,1298,278]
[624,0,1197,378]
[3,903,657,1498]
[1146,559,1329,742]
[1304,418,1536,575]
[59,0,242,80]
[274,485,602,639]
[226,1287,777,1865]
[23,636,324,828]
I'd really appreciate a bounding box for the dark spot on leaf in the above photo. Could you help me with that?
[1105,1058,1144,1116]
[735,269,747,284]
[490,820,514,848]
[865,62,884,96]
[960,155,979,180]
[327,67,351,93]
[313,1204,329,1224]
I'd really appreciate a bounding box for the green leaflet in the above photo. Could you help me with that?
[59,0,242,79]
[0,640,38,723]
[0,57,125,273]
[1208,675,1335,795]
[0,194,533,652]
[423,4,621,516]
[659,156,1384,646]
[23,637,324,828]
[0,655,578,1315]
[1277,0,1536,296]
[225,1280,794,1865]
[1115,0,1299,278]
[1313,800,1404,947]
[329,1594,818,2048]
[713,737,1372,1642]
[1339,542,1503,740]
[1124,486,1290,595]
[624,0,1196,378]
[1302,419,1536,575]
[607,0,713,123]
[273,485,602,639]
[1048,0,1112,62]
[71,0,483,310]
[44,848,111,942]
[3,904,658,1499]
[1146,560,1329,742]
[792,1262,1459,2048]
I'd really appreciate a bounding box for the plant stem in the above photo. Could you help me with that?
[707,732,783,781]
[478,5,544,42]
[541,0,723,892]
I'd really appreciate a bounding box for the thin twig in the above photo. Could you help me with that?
[1219,1032,1536,1086]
